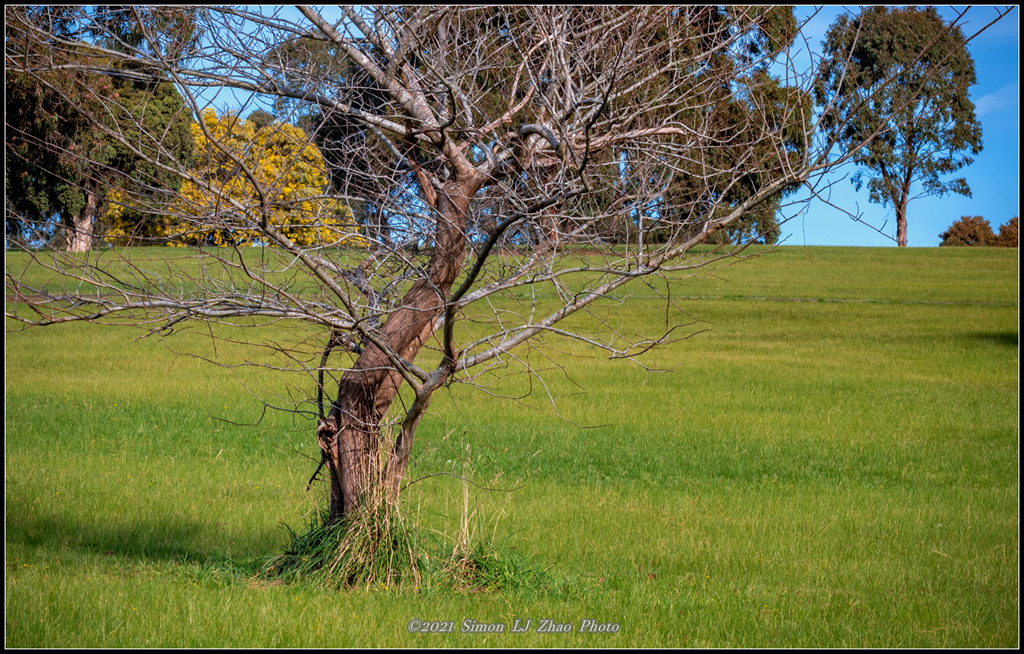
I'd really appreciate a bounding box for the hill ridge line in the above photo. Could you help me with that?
[674,295,1018,307]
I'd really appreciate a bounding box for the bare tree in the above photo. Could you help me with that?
[5,6,1009,529]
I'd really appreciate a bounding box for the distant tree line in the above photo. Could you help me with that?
[940,216,1019,247]
[4,5,998,253]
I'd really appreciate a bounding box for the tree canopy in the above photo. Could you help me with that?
[995,217,1018,248]
[5,51,109,249]
[106,108,362,247]
[814,6,983,247]
[939,215,996,247]
[5,6,196,250]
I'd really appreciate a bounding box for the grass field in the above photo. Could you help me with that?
[5,245,1018,647]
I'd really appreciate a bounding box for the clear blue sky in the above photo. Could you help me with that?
[785,5,1019,247]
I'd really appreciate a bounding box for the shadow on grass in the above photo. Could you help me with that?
[6,507,568,595]
[966,331,1019,347]
[5,509,272,580]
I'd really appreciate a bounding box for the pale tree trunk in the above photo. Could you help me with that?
[896,178,911,248]
[66,190,99,252]
[321,179,477,521]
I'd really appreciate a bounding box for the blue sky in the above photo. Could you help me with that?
[784,5,1019,247]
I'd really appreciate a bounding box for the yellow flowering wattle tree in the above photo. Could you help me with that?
[106,107,363,247]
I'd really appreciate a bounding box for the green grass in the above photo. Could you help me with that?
[5,245,1018,647]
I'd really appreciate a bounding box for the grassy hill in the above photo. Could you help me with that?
[5,246,1018,647]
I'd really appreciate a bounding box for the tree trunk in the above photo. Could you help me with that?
[321,179,476,521]
[896,183,910,248]
[66,191,98,252]
[896,200,908,247]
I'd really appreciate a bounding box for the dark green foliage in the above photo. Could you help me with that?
[4,62,111,247]
[269,36,405,244]
[246,109,275,131]
[5,6,195,249]
[97,79,195,242]
[84,7,197,242]
[658,10,808,246]
[86,5,199,62]
[939,215,996,247]
[269,7,803,248]
[739,6,798,58]
[814,7,983,247]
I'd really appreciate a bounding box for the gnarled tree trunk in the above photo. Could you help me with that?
[320,178,477,521]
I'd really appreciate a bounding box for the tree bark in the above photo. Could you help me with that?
[896,179,910,248]
[66,190,98,252]
[322,178,477,520]
[896,203,908,248]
